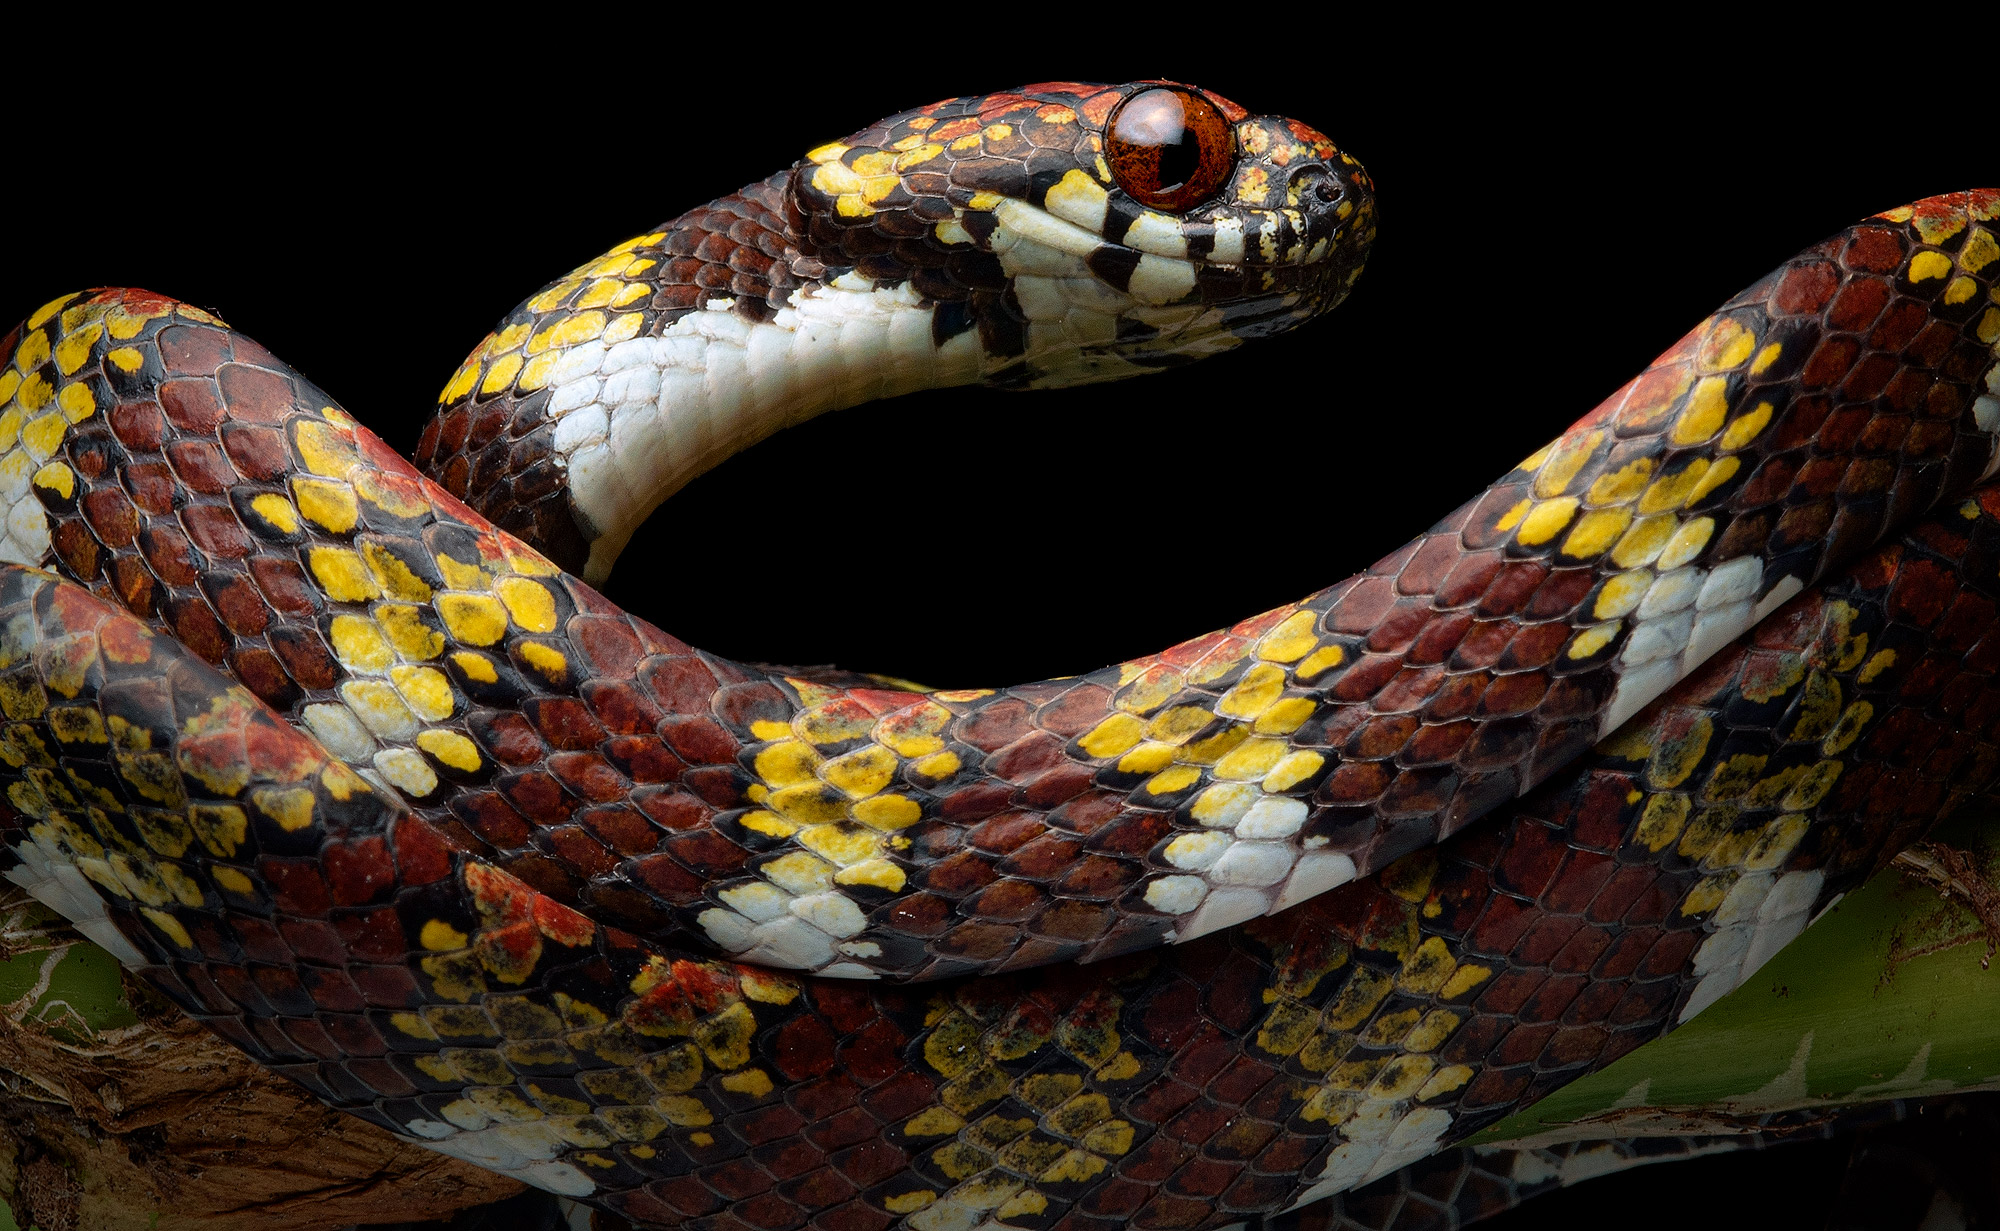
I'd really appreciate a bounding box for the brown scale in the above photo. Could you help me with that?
[3,477,2000,1231]
[15,194,2000,987]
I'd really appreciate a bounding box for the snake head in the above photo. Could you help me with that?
[423,81,1374,581]
[789,80,1377,388]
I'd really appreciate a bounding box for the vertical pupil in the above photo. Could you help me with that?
[1153,124,1198,191]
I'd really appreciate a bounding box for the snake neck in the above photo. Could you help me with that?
[545,275,984,584]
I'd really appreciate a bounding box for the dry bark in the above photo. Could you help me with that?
[0,888,521,1231]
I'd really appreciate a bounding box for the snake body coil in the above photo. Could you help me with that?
[0,78,1995,1230]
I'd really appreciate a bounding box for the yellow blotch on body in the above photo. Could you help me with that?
[1697,319,1757,372]
[497,577,558,632]
[363,543,433,601]
[1262,750,1324,792]
[1586,457,1654,507]
[1610,514,1679,569]
[834,857,907,892]
[58,381,96,423]
[1532,431,1602,499]
[293,420,361,479]
[329,615,395,672]
[421,919,469,951]
[210,866,255,896]
[249,493,299,534]
[390,665,456,722]
[848,795,924,831]
[450,651,499,684]
[1720,405,1768,453]
[1218,663,1286,719]
[1638,460,1711,514]
[1078,713,1145,758]
[1257,610,1320,663]
[437,593,510,646]
[1907,250,1953,282]
[755,740,821,787]
[1567,622,1622,659]
[377,604,445,661]
[440,362,480,404]
[417,729,484,773]
[1560,508,1632,560]
[141,908,194,951]
[1295,644,1345,680]
[822,745,897,798]
[1656,517,1716,570]
[31,462,74,500]
[53,324,102,376]
[309,547,382,603]
[527,312,608,354]
[1144,765,1203,795]
[292,477,359,533]
[1670,376,1730,446]
[1515,497,1579,546]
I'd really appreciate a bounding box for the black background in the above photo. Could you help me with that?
[3,18,1991,1228]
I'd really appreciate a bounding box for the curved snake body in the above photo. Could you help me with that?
[0,78,1994,1229]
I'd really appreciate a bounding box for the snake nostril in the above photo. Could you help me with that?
[1292,167,1340,206]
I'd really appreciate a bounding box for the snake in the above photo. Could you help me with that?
[0,77,1994,1229]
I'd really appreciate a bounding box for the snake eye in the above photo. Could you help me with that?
[1105,86,1235,213]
